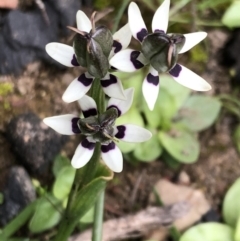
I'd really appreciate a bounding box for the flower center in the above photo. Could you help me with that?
[78,107,118,144]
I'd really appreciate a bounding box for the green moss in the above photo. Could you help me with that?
[190,44,208,63]
[3,101,11,110]
[94,0,112,9]
[0,192,3,204]
[0,83,13,96]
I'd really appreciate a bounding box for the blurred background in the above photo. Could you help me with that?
[0,0,240,240]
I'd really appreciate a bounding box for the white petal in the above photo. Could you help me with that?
[128,2,148,42]
[101,142,123,173]
[45,43,77,67]
[43,114,80,135]
[152,0,170,33]
[142,66,160,110]
[76,10,91,32]
[115,124,152,142]
[78,95,97,118]
[62,73,94,103]
[169,64,212,91]
[113,23,132,51]
[107,88,134,116]
[109,49,147,72]
[101,73,126,100]
[179,32,208,54]
[71,139,95,169]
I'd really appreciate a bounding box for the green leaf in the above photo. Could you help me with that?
[29,196,61,233]
[155,87,177,130]
[114,71,143,107]
[223,177,240,227]
[235,216,240,241]
[70,163,113,223]
[52,155,71,177]
[53,166,75,200]
[162,151,181,169]
[233,125,240,154]
[116,107,144,153]
[160,74,191,110]
[158,127,200,163]
[176,95,221,132]
[0,201,37,239]
[222,1,240,28]
[133,133,162,162]
[142,100,161,128]
[180,222,234,241]
[198,0,231,11]
[80,206,94,224]
[7,239,32,241]
[0,192,3,204]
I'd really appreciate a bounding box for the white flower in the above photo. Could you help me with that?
[43,88,152,173]
[110,0,211,110]
[45,10,132,103]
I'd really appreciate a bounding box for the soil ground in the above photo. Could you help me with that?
[0,27,240,239]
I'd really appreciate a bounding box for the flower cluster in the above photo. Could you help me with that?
[44,0,211,172]
[110,0,211,110]
[46,11,132,103]
[44,88,151,172]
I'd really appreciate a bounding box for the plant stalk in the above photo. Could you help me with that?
[92,188,105,241]
[53,78,105,241]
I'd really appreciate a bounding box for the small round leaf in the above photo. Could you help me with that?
[133,134,162,162]
[29,196,61,233]
[160,74,190,110]
[223,177,240,227]
[53,166,75,200]
[158,128,200,163]
[52,155,70,177]
[222,1,240,28]
[176,95,221,132]
[180,222,234,241]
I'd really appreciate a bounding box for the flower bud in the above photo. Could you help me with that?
[141,32,185,72]
[77,107,118,144]
[73,26,113,78]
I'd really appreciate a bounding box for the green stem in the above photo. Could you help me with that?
[53,78,106,241]
[91,78,106,241]
[90,78,105,114]
[112,0,130,33]
[0,201,37,239]
[92,187,105,241]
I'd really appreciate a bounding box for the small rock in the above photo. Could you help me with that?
[6,112,68,176]
[0,0,82,75]
[148,179,210,241]
[0,166,36,226]
[178,171,190,186]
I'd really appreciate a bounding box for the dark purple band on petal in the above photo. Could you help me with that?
[136,28,148,42]
[82,108,98,118]
[130,51,144,70]
[147,73,159,86]
[81,138,95,150]
[169,64,182,77]
[107,105,121,117]
[72,117,81,134]
[78,73,93,87]
[110,65,117,71]
[115,125,126,139]
[71,54,80,66]
[101,142,115,153]
[101,74,117,88]
[113,40,122,54]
